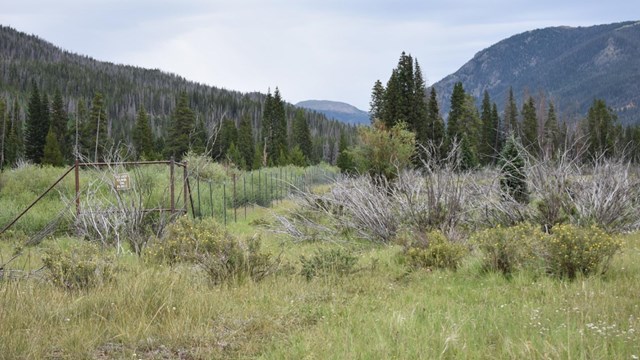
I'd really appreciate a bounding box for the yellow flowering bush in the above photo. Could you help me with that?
[399,230,467,271]
[543,224,621,279]
[471,223,544,275]
[41,240,114,290]
[146,216,275,284]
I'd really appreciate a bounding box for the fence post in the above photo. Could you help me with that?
[223,181,227,226]
[233,173,237,223]
[197,176,201,218]
[183,162,188,215]
[209,181,213,218]
[169,157,175,215]
[75,158,80,216]
[243,174,247,220]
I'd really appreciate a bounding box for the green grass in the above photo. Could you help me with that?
[1,217,640,359]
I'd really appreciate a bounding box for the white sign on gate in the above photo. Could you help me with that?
[114,173,131,191]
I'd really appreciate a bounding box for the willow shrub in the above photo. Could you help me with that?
[472,223,544,276]
[146,216,275,284]
[41,239,115,290]
[398,230,468,271]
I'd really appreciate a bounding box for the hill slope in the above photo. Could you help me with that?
[296,100,370,125]
[0,25,354,161]
[432,21,640,124]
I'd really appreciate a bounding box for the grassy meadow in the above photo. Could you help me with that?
[1,163,640,359]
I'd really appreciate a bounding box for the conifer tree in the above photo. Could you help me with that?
[25,81,48,163]
[491,103,503,157]
[336,131,356,174]
[504,87,519,136]
[292,109,312,163]
[215,118,238,160]
[166,92,195,160]
[42,127,64,166]
[237,115,255,170]
[50,90,70,162]
[426,88,445,142]
[543,101,559,157]
[521,97,538,154]
[412,60,428,145]
[262,88,287,165]
[288,145,307,167]
[369,80,385,123]
[479,90,496,164]
[499,136,528,203]
[585,99,617,158]
[132,105,154,159]
[226,142,245,169]
[447,82,466,148]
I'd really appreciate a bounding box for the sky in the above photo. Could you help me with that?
[1,1,639,110]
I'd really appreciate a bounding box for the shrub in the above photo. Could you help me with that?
[543,224,621,279]
[41,240,114,290]
[399,230,467,271]
[472,223,544,275]
[146,216,276,284]
[300,248,358,280]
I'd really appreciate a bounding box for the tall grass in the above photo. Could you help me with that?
[1,229,639,359]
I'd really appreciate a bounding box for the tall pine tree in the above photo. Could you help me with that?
[369,80,385,123]
[165,92,195,160]
[521,97,538,154]
[446,82,466,149]
[585,99,617,158]
[479,90,496,165]
[25,81,49,163]
[132,105,154,160]
[262,87,287,165]
[425,87,445,158]
[504,87,519,136]
[292,109,313,163]
[50,90,70,162]
[237,115,255,170]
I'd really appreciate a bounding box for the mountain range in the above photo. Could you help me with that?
[432,20,640,124]
[295,100,370,125]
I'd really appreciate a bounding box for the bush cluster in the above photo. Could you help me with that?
[398,230,467,271]
[300,248,358,280]
[146,216,275,284]
[473,223,621,279]
[472,223,543,275]
[543,224,621,279]
[41,240,114,290]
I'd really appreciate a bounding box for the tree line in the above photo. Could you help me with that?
[341,51,639,174]
[0,83,334,170]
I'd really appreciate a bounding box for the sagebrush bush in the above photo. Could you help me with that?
[41,239,114,290]
[398,230,467,271]
[472,223,544,275]
[300,248,358,280]
[543,224,621,279]
[146,216,276,284]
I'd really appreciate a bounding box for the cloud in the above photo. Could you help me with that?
[1,0,638,110]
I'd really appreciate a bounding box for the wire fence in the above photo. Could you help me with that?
[189,165,338,224]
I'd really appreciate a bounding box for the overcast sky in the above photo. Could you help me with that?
[1,1,638,110]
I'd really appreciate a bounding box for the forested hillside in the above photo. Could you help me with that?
[0,25,356,167]
[432,21,640,124]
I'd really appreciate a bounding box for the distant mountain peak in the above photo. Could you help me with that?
[432,20,640,124]
[296,100,370,125]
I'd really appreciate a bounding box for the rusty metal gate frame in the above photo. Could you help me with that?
[0,159,190,236]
